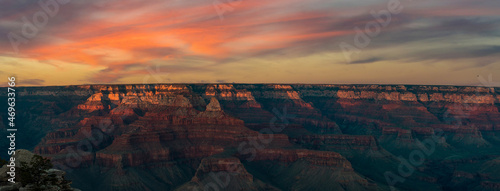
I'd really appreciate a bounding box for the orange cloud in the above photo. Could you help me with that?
[1,0,499,85]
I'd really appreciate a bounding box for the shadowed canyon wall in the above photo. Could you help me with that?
[1,84,499,191]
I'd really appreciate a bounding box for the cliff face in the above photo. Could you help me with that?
[2,84,500,191]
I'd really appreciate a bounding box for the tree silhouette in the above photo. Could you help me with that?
[18,155,72,191]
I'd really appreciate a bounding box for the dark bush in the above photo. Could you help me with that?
[18,155,72,191]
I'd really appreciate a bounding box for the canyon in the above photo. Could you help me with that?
[1,84,499,191]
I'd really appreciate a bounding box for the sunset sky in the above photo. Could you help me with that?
[0,0,499,86]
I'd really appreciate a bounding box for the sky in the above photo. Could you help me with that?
[0,0,499,86]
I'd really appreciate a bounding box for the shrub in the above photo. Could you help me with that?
[18,155,72,191]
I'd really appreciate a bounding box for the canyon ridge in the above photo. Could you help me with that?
[1,84,499,191]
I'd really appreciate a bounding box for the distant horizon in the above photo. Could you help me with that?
[4,82,500,88]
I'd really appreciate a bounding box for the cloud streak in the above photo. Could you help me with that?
[0,0,499,85]
[19,79,45,86]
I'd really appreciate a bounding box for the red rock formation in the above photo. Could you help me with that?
[17,84,500,191]
[76,93,109,112]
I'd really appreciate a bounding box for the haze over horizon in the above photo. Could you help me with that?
[6,82,500,88]
[1,0,499,86]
